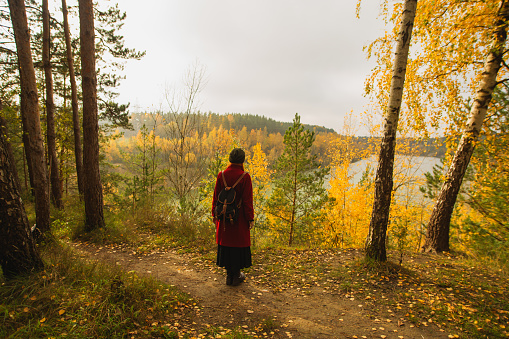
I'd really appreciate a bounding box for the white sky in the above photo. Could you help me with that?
[112,0,387,133]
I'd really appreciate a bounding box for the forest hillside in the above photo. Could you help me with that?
[1,0,508,338]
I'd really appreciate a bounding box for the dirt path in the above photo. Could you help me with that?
[72,241,450,339]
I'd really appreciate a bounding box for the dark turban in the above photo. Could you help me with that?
[229,148,245,164]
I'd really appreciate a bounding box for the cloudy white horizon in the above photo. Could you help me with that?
[113,0,387,134]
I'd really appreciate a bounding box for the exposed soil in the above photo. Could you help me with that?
[71,241,451,339]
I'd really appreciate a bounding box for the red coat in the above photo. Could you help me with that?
[212,164,254,247]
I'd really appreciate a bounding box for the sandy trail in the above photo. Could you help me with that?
[72,241,450,339]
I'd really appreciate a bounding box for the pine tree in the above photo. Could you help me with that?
[79,0,105,231]
[61,0,84,196]
[266,113,329,246]
[0,103,44,279]
[42,0,63,209]
[8,0,51,237]
[121,124,162,210]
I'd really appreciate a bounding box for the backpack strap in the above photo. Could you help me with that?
[232,172,247,189]
[221,171,247,190]
[221,171,228,188]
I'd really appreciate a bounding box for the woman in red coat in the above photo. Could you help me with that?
[212,148,254,286]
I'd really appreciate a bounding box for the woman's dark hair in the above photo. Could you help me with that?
[229,148,245,164]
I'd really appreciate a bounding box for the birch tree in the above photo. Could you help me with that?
[247,142,272,246]
[365,0,417,261]
[365,0,509,254]
[327,118,375,249]
[164,63,207,208]
[423,0,509,252]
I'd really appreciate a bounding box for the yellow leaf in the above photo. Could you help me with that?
[23,307,29,313]
[39,317,46,323]
[58,309,65,315]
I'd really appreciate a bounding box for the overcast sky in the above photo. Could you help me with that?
[114,1,386,133]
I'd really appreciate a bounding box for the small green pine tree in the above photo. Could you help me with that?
[266,113,330,246]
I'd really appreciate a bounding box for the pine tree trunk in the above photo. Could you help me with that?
[0,109,44,279]
[62,0,84,197]
[288,153,298,246]
[43,0,62,209]
[79,0,105,231]
[20,97,34,195]
[422,0,509,253]
[1,101,21,193]
[365,0,417,261]
[8,0,51,237]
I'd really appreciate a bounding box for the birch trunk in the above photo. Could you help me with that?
[79,0,105,230]
[365,0,417,261]
[8,0,51,237]
[422,0,509,253]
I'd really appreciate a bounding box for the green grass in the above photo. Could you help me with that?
[51,197,217,256]
[5,198,508,339]
[202,326,253,339]
[3,234,507,339]
[0,243,197,339]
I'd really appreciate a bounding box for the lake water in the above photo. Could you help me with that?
[349,155,442,185]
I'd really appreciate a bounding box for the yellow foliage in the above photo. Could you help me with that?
[324,125,376,248]
[248,143,271,202]
[325,113,438,250]
[360,0,509,254]
[449,203,484,255]
[364,0,506,139]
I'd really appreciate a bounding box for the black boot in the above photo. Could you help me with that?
[226,269,233,285]
[231,270,245,286]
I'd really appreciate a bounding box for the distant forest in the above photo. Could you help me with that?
[120,112,447,161]
[124,112,334,137]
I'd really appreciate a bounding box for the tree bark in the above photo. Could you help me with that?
[422,0,509,253]
[79,0,105,231]
[8,0,51,237]
[43,0,63,209]
[20,94,34,195]
[0,100,21,193]
[365,0,417,261]
[62,0,84,197]
[0,107,44,279]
